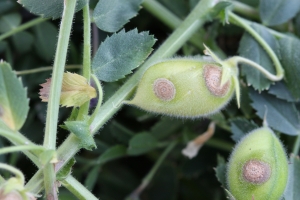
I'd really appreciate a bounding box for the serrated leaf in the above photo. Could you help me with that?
[278,36,300,100]
[283,155,300,200]
[18,0,87,19]
[33,21,57,62]
[98,145,127,165]
[260,0,300,26]
[249,90,300,135]
[0,62,29,131]
[268,81,296,102]
[92,29,156,82]
[238,24,277,91]
[127,132,158,155]
[12,31,34,54]
[65,120,96,151]
[93,0,142,32]
[215,155,227,187]
[229,118,258,142]
[57,158,76,181]
[0,12,21,33]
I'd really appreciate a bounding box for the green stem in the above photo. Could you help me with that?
[228,56,283,81]
[88,74,103,124]
[61,176,98,200]
[77,3,92,120]
[43,0,77,199]
[0,163,25,186]
[0,145,45,155]
[292,133,300,155]
[0,17,48,42]
[126,140,177,200]
[231,1,259,21]
[228,12,284,79]
[15,65,81,75]
[25,0,217,193]
[0,128,40,166]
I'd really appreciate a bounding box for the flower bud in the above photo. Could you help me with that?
[227,126,288,200]
[126,58,235,118]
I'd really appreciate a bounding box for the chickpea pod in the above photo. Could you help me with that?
[126,58,235,118]
[227,126,288,200]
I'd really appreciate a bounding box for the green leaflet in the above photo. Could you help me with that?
[0,62,29,131]
[93,0,143,32]
[18,0,87,19]
[92,29,156,82]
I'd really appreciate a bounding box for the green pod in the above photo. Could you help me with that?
[227,126,288,200]
[126,58,235,118]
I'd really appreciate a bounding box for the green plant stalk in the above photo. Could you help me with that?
[61,176,98,200]
[15,65,81,75]
[0,163,25,186]
[0,17,48,41]
[42,0,77,199]
[293,132,300,155]
[77,3,92,120]
[0,145,45,155]
[228,12,284,79]
[231,0,259,21]
[0,128,40,166]
[126,140,177,199]
[25,0,217,192]
[142,0,226,58]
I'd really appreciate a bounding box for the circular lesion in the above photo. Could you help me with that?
[204,65,230,97]
[242,159,271,184]
[153,78,176,101]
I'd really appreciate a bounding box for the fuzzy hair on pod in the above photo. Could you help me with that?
[227,126,288,200]
[125,58,235,118]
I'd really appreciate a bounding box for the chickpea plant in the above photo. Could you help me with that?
[0,0,300,199]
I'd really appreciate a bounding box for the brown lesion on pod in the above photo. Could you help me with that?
[242,160,271,184]
[204,65,230,97]
[153,78,176,101]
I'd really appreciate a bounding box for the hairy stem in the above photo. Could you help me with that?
[61,176,98,200]
[0,17,48,42]
[15,65,81,75]
[0,163,25,186]
[77,3,92,120]
[293,133,300,155]
[43,0,77,199]
[228,12,284,79]
[231,1,259,20]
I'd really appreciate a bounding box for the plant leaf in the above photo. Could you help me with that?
[84,166,99,191]
[214,155,227,187]
[65,120,96,151]
[150,118,182,140]
[110,121,134,144]
[268,81,296,102]
[32,21,57,62]
[229,118,258,142]
[98,145,127,165]
[93,0,142,32]
[92,29,156,82]
[278,36,300,100]
[238,24,277,91]
[249,90,300,135]
[260,0,300,26]
[0,1,16,15]
[18,0,87,19]
[0,12,21,33]
[283,154,300,200]
[57,158,76,181]
[12,31,34,54]
[0,62,29,131]
[127,132,158,155]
